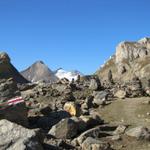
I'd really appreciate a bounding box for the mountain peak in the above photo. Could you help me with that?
[0,52,28,83]
[34,60,44,65]
[21,61,58,83]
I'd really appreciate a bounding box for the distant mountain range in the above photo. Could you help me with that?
[55,68,83,81]
[21,61,83,83]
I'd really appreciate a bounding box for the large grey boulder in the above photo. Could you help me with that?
[0,103,28,127]
[126,126,150,140]
[0,78,19,103]
[114,89,127,99]
[81,137,111,150]
[76,125,115,145]
[0,119,43,150]
[48,118,78,139]
[89,78,101,91]
[0,78,28,126]
[93,91,109,106]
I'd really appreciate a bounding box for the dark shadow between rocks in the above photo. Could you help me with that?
[28,110,71,131]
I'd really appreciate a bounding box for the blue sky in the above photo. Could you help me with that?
[0,0,150,74]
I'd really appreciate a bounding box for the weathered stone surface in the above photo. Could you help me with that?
[80,115,103,129]
[64,102,80,116]
[0,52,11,62]
[93,91,109,106]
[0,103,28,127]
[48,118,78,139]
[77,125,115,145]
[71,116,87,133]
[81,137,111,150]
[126,126,150,140]
[116,39,150,64]
[0,78,20,103]
[0,119,43,150]
[96,37,150,82]
[113,125,127,135]
[89,78,101,91]
[36,110,70,129]
[114,90,127,99]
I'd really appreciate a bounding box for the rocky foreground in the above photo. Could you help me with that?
[0,71,150,150]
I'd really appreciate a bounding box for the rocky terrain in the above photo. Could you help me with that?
[0,38,150,150]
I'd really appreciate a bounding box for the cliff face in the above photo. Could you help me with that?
[96,38,150,82]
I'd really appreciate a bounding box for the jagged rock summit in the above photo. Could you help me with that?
[21,61,58,83]
[96,37,150,82]
[0,52,28,83]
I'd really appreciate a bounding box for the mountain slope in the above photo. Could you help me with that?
[21,61,58,83]
[0,52,28,83]
[96,37,150,82]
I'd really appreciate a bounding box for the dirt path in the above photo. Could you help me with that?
[98,97,150,127]
[98,97,150,150]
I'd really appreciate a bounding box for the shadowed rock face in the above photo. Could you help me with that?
[96,37,150,82]
[21,61,58,83]
[0,52,28,83]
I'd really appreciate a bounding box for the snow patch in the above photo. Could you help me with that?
[55,69,83,81]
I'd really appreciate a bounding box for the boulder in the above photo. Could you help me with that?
[81,137,111,150]
[89,78,101,91]
[77,125,114,145]
[129,77,144,97]
[0,119,43,150]
[126,126,150,140]
[64,102,80,117]
[79,115,103,129]
[114,90,127,99]
[71,116,87,133]
[0,103,28,127]
[93,91,109,106]
[0,78,20,103]
[0,78,28,126]
[36,110,70,129]
[113,125,127,135]
[48,118,78,139]
[85,95,94,109]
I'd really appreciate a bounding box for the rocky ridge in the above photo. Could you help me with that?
[0,52,28,83]
[96,37,150,83]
